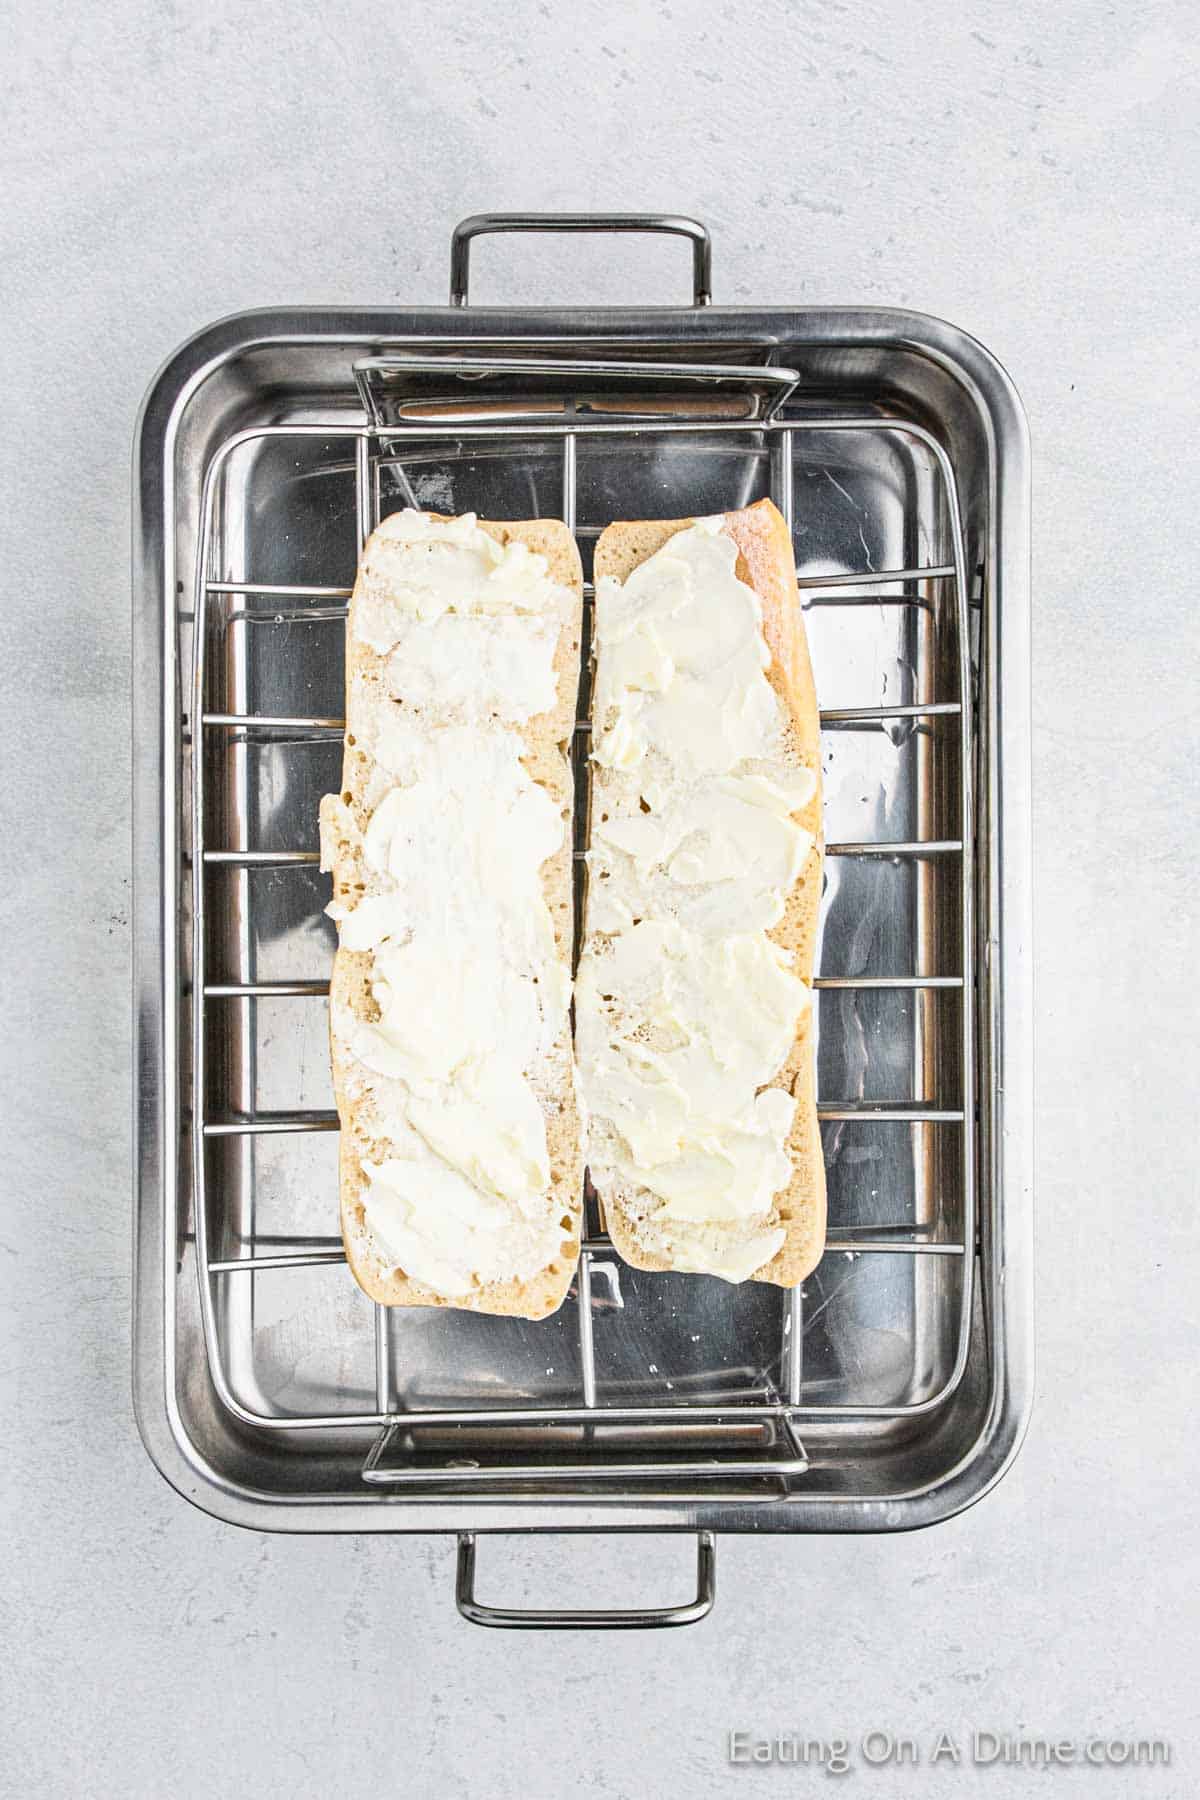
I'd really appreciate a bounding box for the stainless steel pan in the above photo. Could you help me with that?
[132,214,1033,1627]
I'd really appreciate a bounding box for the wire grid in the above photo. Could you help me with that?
[189,395,975,1486]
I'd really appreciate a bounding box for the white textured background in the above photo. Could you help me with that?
[1,1,1197,1795]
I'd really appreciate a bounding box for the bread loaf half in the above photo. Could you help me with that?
[576,498,825,1286]
[319,511,584,1318]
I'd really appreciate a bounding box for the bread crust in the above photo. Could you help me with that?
[586,499,826,1286]
[320,516,585,1319]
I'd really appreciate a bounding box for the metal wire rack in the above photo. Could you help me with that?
[189,359,975,1489]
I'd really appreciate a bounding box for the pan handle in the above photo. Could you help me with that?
[449,212,712,307]
[455,1531,716,1630]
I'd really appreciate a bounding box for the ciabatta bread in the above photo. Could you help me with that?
[576,499,825,1286]
[319,511,584,1319]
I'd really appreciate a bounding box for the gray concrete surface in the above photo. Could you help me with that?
[1,0,1197,1795]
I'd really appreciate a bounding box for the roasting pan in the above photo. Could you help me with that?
[132,214,1033,1627]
